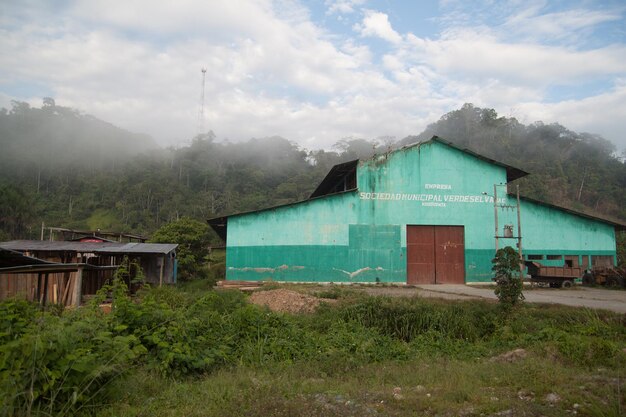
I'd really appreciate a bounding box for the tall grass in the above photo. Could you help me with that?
[337,296,498,342]
[1,283,624,416]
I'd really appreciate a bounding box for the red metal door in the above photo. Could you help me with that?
[434,226,465,284]
[407,226,436,284]
[407,225,465,284]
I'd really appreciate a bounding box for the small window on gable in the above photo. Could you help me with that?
[546,255,561,260]
[527,254,543,260]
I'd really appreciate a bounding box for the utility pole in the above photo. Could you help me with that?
[197,68,207,135]
[493,184,499,251]
[516,184,524,279]
[492,183,524,277]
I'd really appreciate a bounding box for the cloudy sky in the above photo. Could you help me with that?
[1,0,625,150]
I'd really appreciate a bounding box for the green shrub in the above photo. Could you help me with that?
[0,299,40,344]
[0,305,145,416]
[532,327,621,367]
[189,290,247,315]
[4,281,624,416]
[492,246,524,309]
[228,305,319,365]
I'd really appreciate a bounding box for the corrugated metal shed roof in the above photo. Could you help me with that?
[0,247,54,268]
[0,247,121,273]
[0,240,177,254]
[100,243,179,254]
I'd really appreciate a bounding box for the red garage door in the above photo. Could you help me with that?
[407,225,465,284]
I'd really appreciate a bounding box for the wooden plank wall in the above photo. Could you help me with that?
[0,252,173,305]
[0,272,75,305]
[0,268,116,305]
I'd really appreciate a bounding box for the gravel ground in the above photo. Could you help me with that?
[357,285,626,313]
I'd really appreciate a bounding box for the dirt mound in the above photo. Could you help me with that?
[249,289,334,314]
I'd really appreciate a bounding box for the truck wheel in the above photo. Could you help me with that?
[561,280,574,288]
[606,277,619,288]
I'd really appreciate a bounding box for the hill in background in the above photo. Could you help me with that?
[0,101,623,245]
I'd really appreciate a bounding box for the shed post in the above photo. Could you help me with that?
[73,267,83,307]
[159,255,164,287]
[42,273,49,306]
[35,272,42,303]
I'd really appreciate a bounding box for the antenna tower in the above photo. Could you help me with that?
[197,67,207,134]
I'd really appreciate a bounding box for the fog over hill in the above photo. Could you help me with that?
[0,101,623,246]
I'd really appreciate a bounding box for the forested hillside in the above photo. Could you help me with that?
[399,104,626,221]
[0,101,624,245]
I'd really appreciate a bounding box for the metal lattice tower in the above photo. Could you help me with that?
[197,68,207,134]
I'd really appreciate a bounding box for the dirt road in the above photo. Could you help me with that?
[359,285,626,313]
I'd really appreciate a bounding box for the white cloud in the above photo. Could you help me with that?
[516,80,626,151]
[325,0,366,15]
[503,7,621,42]
[70,1,275,38]
[402,29,626,85]
[354,10,402,44]
[0,0,624,152]
[13,1,426,149]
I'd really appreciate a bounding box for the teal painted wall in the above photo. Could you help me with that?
[225,140,617,283]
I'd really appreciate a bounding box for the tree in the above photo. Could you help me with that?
[492,246,524,309]
[150,217,211,280]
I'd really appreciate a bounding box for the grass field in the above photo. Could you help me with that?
[101,354,624,417]
[1,280,624,417]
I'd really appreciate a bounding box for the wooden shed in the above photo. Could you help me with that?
[0,241,177,306]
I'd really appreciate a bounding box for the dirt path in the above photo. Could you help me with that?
[358,285,626,313]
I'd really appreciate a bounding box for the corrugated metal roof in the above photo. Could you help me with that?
[0,240,177,254]
[0,247,54,268]
[100,243,179,254]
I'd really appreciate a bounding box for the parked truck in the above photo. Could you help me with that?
[524,261,626,288]
[524,261,581,288]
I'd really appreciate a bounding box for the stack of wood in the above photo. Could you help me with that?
[216,280,264,292]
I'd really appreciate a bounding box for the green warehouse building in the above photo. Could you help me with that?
[209,137,623,284]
